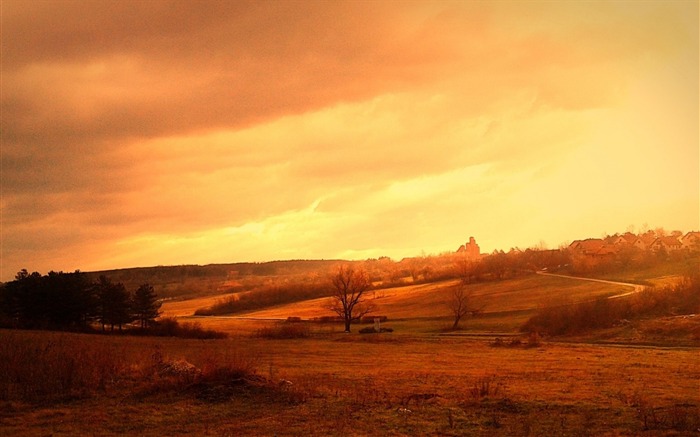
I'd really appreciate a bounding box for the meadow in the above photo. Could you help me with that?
[1,329,698,436]
[2,266,699,436]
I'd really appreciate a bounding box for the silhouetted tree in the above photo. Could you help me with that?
[43,270,94,328]
[0,270,94,329]
[446,284,475,330]
[131,283,161,328]
[328,265,373,332]
[95,276,133,331]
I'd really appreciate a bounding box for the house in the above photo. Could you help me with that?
[595,245,619,257]
[621,232,638,245]
[650,236,683,253]
[680,231,700,252]
[569,239,606,255]
[604,235,626,246]
[631,233,656,251]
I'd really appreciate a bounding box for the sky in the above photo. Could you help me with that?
[1,0,698,281]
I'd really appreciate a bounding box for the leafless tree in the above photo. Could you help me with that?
[328,264,374,332]
[454,256,477,284]
[446,284,475,330]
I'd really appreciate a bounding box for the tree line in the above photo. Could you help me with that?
[0,269,161,331]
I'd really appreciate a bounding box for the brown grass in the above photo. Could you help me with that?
[0,331,127,402]
[2,329,699,436]
[162,274,627,326]
[523,276,700,337]
[4,267,699,435]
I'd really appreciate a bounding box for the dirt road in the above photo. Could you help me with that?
[535,271,646,299]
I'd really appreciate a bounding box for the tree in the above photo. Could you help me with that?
[328,265,373,332]
[454,256,478,284]
[446,284,476,330]
[95,276,133,331]
[131,283,161,328]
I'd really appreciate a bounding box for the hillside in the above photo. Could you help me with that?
[86,259,343,299]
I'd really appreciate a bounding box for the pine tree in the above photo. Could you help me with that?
[95,276,133,331]
[131,283,161,329]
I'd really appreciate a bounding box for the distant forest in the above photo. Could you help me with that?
[0,270,160,332]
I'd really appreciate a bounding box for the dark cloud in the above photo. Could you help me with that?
[1,0,696,279]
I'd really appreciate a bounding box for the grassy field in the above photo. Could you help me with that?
[161,273,634,339]
[164,273,628,322]
[2,330,698,436]
[4,267,699,436]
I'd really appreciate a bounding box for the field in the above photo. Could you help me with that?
[3,269,699,435]
[162,274,632,334]
[2,331,699,436]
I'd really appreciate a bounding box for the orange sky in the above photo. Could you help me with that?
[1,1,698,281]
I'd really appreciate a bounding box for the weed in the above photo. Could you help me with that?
[467,376,505,401]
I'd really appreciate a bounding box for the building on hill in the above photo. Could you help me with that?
[650,236,683,253]
[457,237,480,259]
[621,232,638,245]
[631,233,656,251]
[569,238,605,255]
[604,235,626,246]
[680,231,700,252]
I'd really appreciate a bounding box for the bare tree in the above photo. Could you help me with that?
[328,265,374,332]
[454,255,477,284]
[446,284,475,330]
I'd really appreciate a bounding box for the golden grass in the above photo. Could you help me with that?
[162,274,628,328]
[3,329,698,436]
[159,292,240,318]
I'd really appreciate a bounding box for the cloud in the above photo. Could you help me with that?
[1,0,697,279]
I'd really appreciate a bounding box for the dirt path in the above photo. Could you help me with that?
[535,271,646,299]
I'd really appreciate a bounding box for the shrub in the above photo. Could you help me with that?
[358,326,393,334]
[466,376,505,401]
[522,274,700,336]
[255,323,311,339]
[525,332,541,348]
[313,316,344,323]
[194,280,332,316]
[360,315,388,323]
[148,317,227,339]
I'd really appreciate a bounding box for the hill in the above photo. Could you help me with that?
[86,259,343,299]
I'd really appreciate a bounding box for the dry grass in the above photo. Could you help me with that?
[5,266,699,435]
[160,274,627,330]
[2,328,698,436]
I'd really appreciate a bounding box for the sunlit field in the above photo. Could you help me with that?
[2,330,698,436]
[162,273,631,335]
[4,266,699,436]
[4,0,699,434]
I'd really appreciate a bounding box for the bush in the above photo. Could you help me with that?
[522,274,700,336]
[194,280,332,316]
[360,315,388,323]
[313,316,344,323]
[255,323,311,339]
[358,326,394,334]
[147,317,228,339]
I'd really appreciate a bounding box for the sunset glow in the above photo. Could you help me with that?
[1,0,698,280]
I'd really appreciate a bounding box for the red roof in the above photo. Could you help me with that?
[570,239,606,253]
[653,236,682,247]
